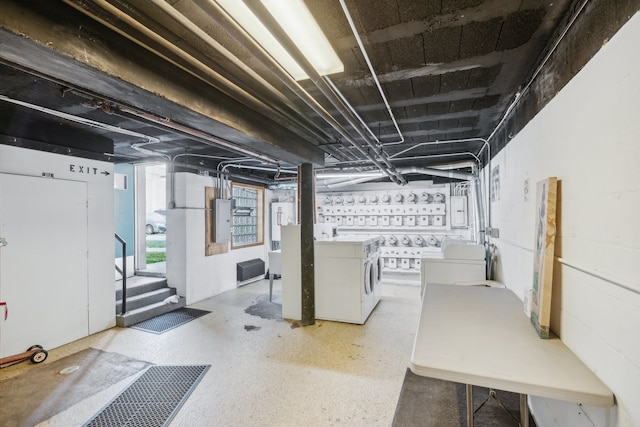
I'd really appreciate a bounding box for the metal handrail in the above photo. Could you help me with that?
[115,233,127,315]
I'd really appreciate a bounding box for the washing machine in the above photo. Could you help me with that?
[314,235,382,324]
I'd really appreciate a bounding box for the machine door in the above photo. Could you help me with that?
[363,260,373,295]
[373,253,383,290]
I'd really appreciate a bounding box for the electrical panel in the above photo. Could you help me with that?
[214,199,231,243]
[450,196,468,227]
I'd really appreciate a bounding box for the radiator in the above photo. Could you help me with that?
[237,258,265,282]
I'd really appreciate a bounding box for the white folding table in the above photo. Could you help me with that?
[410,284,614,426]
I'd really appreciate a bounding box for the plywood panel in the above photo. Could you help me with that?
[530,177,558,339]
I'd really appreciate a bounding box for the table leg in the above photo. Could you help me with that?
[269,274,274,301]
[520,394,529,427]
[466,384,474,427]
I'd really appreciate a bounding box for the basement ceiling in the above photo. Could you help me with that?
[0,0,574,183]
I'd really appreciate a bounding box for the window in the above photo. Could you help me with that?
[231,182,264,248]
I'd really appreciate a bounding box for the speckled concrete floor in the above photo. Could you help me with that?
[0,280,422,427]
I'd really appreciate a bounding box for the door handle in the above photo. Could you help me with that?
[0,238,7,247]
[0,302,7,321]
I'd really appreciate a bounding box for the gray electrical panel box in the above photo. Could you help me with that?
[214,199,231,243]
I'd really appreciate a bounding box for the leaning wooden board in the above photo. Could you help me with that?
[530,177,558,339]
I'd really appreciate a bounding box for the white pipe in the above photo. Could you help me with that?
[119,106,277,163]
[221,164,297,174]
[326,176,381,189]
[401,166,473,181]
[321,165,474,189]
[338,0,404,146]
[485,0,590,143]
[0,94,159,143]
[389,138,486,159]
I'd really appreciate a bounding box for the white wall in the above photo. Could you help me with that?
[166,172,270,305]
[0,145,115,335]
[486,13,640,427]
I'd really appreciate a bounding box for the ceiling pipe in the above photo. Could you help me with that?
[64,0,287,132]
[321,165,474,189]
[193,0,385,167]
[337,0,404,146]
[389,138,486,159]
[117,105,277,163]
[185,0,361,164]
[242,0,406,185]
[0,94,159,143]
[145,0,342,150]
[64,0,331,162]
[221,164,297,175]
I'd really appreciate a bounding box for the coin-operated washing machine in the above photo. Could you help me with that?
[370,239,384,307]
[314,235,382,324]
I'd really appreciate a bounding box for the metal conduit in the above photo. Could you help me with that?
[118,106,277,163]
[185,0,359,164]
[191,0,374,165]
[0,94,159,143]
[389,138,487,159]
[148,0,341,150]
[338,0,404,146]
[64,0,289,136]
[242,0,406,185]
[65,0,334,162]
[322,166,474,189]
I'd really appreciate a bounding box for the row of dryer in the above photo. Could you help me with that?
[322,192,446,205]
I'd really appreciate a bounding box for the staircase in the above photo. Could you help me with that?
[115,276,186,327]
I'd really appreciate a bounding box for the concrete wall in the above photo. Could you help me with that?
[167,172,270,305]
[0,144,115,335]
[486,13,640,427]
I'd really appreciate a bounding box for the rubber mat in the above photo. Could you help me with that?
[84,365,210,427]
[130,308,210,334]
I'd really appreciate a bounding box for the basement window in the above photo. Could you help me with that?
[231,183,264,249]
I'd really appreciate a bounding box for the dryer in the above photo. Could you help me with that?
[314,235,382,324]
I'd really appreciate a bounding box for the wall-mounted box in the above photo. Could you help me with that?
[451,196,468,227]
[214,199,231,243]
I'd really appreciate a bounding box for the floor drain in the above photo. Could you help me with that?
[83,365,209,427]
[59,366,80,375]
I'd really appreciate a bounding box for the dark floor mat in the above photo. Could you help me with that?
[392,368,537,426]
[0,348,151,427]
[84,365,210,427]
[130,308,210,334]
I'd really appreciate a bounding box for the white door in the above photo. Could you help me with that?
[0,174,88,357]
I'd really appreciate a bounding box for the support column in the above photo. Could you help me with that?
[299,163,315,326]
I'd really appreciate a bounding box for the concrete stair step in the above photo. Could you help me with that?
[116,296,186,327]
[115,287,176,313]
[115,276,167,300]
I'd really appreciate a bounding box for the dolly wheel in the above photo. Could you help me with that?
[30,349,48,364]
[27,345,44,351]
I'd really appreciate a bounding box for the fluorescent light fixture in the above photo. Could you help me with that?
[215,0,343,80]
